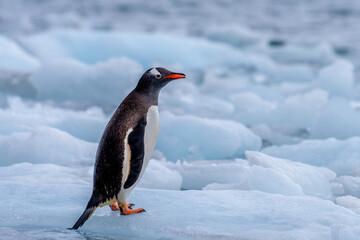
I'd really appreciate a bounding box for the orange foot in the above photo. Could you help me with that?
[109,203,120,211]
[119,203,145,215]
[109,203,135,211]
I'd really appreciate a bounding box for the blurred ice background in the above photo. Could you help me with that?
[1,0,360,239]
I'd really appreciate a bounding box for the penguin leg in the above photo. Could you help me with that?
[109,203,135,211]
[109,203,119,211]
[118,202,145,215]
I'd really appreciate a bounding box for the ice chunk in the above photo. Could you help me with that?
[250,124,303,146]
[0,70,36,99]
[263,137,360,175]
[268,43,335,65]
[137,159,182,190]
[0,35,40,71]
[165,159,302,195]
[231,92,277,113]
[0,97,107,142]
[311,98,360,139]
[230,92,276,125]
[30,57,143,109]
[203,165,304,196]
[21,30,313,83]
[228,88,360,141]
[0,126,97,166]
[21,30,254,68]
[333,176,360,198]
[163,156,334,199]
[269,64,314,82]
[203,24,262,47]
[315,60,354,97]
[157,111,261,161]
[245,151,336,199]
[160,81,235,118]
[336,195,360,214]
[0,162,92,185]
[229,89,329,139]
[270,89,328,134]
[165,159,251,190]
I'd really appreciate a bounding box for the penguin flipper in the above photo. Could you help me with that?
[124,117,146,189]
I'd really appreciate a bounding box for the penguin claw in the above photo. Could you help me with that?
[127,203,135,209]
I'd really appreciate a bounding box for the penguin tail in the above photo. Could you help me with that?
[68,197,99,230]
[68,206,97,230]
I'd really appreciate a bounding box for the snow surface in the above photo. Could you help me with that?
[1,1,360,239]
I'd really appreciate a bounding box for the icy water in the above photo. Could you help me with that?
[1,0,360,239]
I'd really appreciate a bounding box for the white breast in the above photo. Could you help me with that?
[143,105,159,169]
[118,105,159,202]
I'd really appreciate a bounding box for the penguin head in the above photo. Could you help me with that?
[135,67,186,95]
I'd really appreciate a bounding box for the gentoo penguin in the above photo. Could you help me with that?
[70,67,185,229]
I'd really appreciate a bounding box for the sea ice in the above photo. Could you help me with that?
[267,42,335,65]
[163,159,303,196]
[263,137,360,175]
[0,70,36,99]
[0,126,96,166]
[245,151,335,199]
[203,24,263,48]
[269,88,329,135]
[333,176,360,198]
[0,97,107,142]
[164,159,253,190]
[160,81,235,118]
[315,60,354,98]
[137,160,183,190]
[1,181,360,240]
[0,162,92,185]
[202,165,304,196]
[311,98,360,139]
[0,35,40,71]
[230,89,330,141]
[161,151,335,200]
[336,195,360,214]
[31,57,143,109]
[21,30,314,84]
[157,111,262,161]
[230,92,276,125]
[250,124,303,146]
[21,30,253,68]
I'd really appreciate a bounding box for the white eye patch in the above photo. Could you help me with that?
[149,68,161,77]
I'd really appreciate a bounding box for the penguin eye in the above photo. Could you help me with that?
[155,74,161,79]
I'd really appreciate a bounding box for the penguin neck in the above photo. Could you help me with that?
[133,87,159,106]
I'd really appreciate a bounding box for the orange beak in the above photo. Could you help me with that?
[163,73,186,79]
